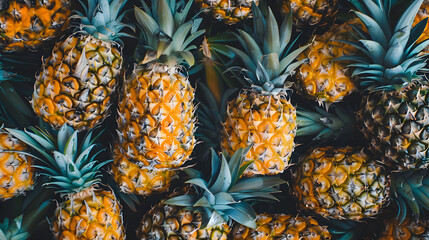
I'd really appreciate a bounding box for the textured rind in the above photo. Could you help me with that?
[0,128,33,200]
[378,216,429,240]
[231,213,331,239]
[117,63,196,170]
[222,90,296,176]
[194,0,258,25]
[32,35,122,131]
[358,81,429,171]
[296,19,360,103]
[52,185,125,239]
[292,146,389,221]
[0,0,71,52]
[111,147,177,196]
[282,0,338,28]
[137,187,230,240]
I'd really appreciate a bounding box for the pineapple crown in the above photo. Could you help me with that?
[6,125,111,195]
[134,0,204,67]
[343,0,429,91]
[0,216,30,240]
[226,3,308,95]
[72,0,134,45]
[164,147,285,229]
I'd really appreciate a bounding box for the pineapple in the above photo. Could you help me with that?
[221,4,308,176]
[0,0,71,52]
[194,0,258,25]
[137,147,285,239]
[413,0,429,51]
[378,215,429,240]
[295,18,363,103]
[291,146,389,220]
[346,0,429,171]
[116,0,203,171]
[281,0,339,29]
[7,125,125,239]
[31,0,133,131]
[231,213,331,239]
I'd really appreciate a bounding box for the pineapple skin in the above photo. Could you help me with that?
[378,216,429,240]
[292,146,389,221]
[111,148,177,196]
[32,34,122,131]
[51,185,125,239]
[358,81,429,171]
[231,213,331,240]
[0,128,33,200]
[194,0,258,25]
[137,187,230,240]
[222,90,296,176]
[282,0,338,29]
[296,19,360,103]
[0,0,71,52]
[116,63,196,170]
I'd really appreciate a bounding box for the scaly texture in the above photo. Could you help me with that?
[111,148,177,196]
[296,19,360,103]
[0,128,33,200]
[0,0,71,52]
[378,216,429,240]
[282,0,338,29]
[194,0,258,25]
[222,90,296,176]
[52,186,124,240]
[117,64,195,169]
[231,213,331,240]
[292,146,389,220]
[358,81,429,171]
[32,35,122,131]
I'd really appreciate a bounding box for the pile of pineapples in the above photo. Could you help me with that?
[2,0,429,239]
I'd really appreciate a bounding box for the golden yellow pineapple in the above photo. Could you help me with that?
[31,0,132,131]
[0,128,33,200]
[195,0,258,25]
[296,19,362,103]
[7,125,125,239]
[291,146,389,221]
[282,0,339,29]
[231,213,331,239]
[0,0,71,52]
[111,148,177,195]
[221,5,308,176]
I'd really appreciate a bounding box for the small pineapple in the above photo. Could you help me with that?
[221,4,308,176]
[32,0,133,131]
[7,125,125,239]
[195,0,258,25]
[291,146,389,220]
[378,216,429,240]
[281,0,339,29]
[0,0,71,52]
[137,148,285,239]
[231,213,331,239]
[346,0,429,171]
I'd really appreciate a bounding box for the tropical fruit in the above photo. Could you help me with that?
[137,148,284,239]
[31,0,132,131]
[195,0,258,25]
[0,0,71,52]
[7,125,125,239]
[413,0,429,52]
[378,214,429,239]
[291,146,389,220]
[221,4,308,176]
[281,0,339,29]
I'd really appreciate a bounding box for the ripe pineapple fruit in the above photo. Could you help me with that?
[7,125,125,239]
[291,146,389,220]
[346,0,429,171]
[378,215,429,240]
[281,0,339,29]
[231,213,331,239]
[195,0,258,25]
[31,0,133,131]
[137,147,285,239]
[295,18,363,103]
[221,4,308,176]
[116,0,202,172]
[0,0,71,52]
